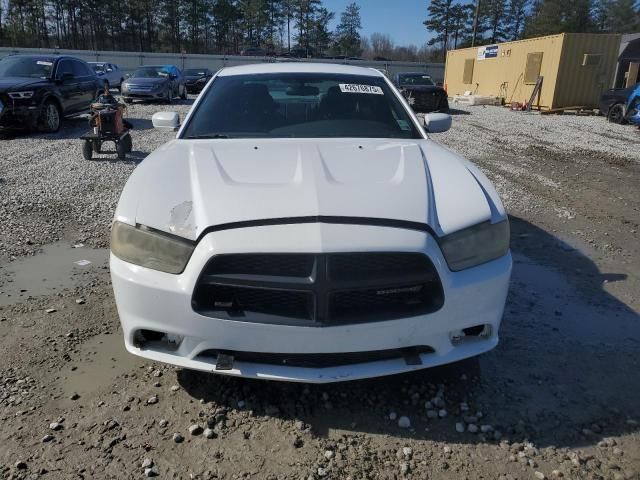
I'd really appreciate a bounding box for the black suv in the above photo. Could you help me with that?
[599,86,634,124]
[394,72,449,113]
[183,68,214,94]
[0,54,100,132]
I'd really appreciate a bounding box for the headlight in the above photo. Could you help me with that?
[121,83,129,90]
[196,77,207,83]
[437,220,510,271]
[111,221,195,274]
[8,91,34,99]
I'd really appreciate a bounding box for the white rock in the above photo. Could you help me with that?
[534,472,546,480]
[402,447,412,457]
[204,428,215,439]
[324,450,334,459]
[455,422,465,433]
[188,424,203,435]
[141,458,154,468]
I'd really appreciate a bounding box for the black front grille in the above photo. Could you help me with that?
[192,252,444,326]
[196,346,435,368]
[406,91,446,111]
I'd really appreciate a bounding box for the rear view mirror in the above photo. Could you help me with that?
[423,113,452,133]
[152,111,180,131]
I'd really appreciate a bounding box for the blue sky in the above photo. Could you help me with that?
[323,0,431,47]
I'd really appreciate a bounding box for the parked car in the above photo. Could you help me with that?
[120,65,186,103]
[110,63,512,383]
[0,54,100,132]
[89,62,124,90]
[599,86,634,124]
[625,83,640,126]
[394,72,449,113]
[183,68,214,94]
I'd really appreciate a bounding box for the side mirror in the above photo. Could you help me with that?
[152,111,180,131]
[423,113,452,133]
[169,74,177,80]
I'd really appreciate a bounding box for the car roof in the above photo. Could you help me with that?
[5,54,59,62]
[218,62,385,78]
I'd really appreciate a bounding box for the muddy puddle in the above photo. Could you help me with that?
[0,242,108,306]
[512,252,639,345]
[57,332,142,404]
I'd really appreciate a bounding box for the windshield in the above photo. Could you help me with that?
[185,69,207,76]
[0,57,54,79]
[398,74,435,86]
[132,66,170,78]
[182,73,421,139]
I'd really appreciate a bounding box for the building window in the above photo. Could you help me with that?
[524,52,543,84]
[582,54,602,67]
[463,58,474,84]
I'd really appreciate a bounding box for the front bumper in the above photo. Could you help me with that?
[185,83,205,93]
[111,223,511,382]
[121,88,167,100]
[0,101,40,129]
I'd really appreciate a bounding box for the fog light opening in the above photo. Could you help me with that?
[133,329,183,351]
[451,324,493,346]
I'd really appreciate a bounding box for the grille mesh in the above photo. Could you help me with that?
[192,252,443,326]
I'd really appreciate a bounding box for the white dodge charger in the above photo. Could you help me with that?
[110,63,511,383]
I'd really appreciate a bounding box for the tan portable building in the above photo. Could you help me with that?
[444,33,622,110]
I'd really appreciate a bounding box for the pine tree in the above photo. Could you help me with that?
[504,0,529,40]
[423,0,454,61]
[333,2,362,56]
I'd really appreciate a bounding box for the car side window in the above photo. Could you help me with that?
[71,60,89,78]
[57,60,73,78]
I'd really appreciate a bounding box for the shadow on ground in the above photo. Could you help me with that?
[178,215,640,448]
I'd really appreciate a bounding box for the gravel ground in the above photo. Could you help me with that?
[0,101,639,479]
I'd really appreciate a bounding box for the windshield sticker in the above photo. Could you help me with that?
[339,84,384,95]
[397,120,411,131]
[37,61,53,66]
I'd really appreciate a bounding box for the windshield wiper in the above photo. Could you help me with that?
[184,134,232,139]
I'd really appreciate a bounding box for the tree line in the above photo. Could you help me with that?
[425,0,640,61]
[0,0,372,57]
[1,0,637,63]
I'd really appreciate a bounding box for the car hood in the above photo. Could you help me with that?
[116,138,505,241]
[0,77,48,91]
[184,75,205,82]
[125,77,167,86]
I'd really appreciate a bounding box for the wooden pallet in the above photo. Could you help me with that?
[540,106,598,116]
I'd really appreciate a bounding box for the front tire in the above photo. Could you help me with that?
[607,103,626,124]
[82,140,92,160]
[39,100,61,133]
[116,141,127,160]
[122,133,133,153]
[166,88,173,104]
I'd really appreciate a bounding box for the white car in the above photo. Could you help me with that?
[110,63,511,383]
